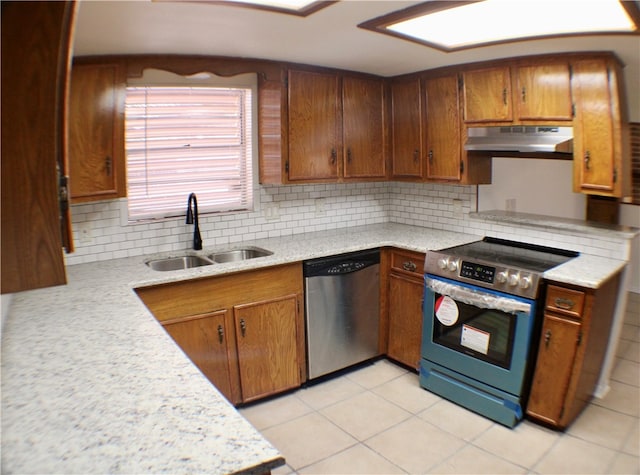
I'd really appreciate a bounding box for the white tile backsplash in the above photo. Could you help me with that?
[65,181,632,266]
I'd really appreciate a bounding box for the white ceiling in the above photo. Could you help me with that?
[73,1,640,113]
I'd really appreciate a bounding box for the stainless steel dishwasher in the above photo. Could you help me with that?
[304,249,380,380]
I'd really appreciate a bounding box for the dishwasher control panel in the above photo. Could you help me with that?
[327,261,367,274]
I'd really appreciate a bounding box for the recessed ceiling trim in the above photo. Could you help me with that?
[152,0,337,17]
[358,0,640,53]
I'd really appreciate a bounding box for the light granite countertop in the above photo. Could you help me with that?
[471,209,640,240]
[1,223,628,474]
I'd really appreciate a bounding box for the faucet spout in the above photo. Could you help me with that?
[186,193,203,250]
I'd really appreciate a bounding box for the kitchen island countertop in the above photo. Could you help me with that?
[1,223,627,473]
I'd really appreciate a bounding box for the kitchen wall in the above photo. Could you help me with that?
[66,180,635,268]
[66,182,390,265]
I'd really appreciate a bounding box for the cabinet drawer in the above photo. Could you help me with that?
[390,250,425,278]
[546,285,585,318]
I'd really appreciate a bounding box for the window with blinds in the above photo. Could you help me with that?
[124,86,253,221]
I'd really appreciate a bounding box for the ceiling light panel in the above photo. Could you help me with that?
[362,0,639,52]
[225,0,318,9]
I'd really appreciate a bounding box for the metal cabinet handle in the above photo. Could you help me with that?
[555,297,575,310]
[502,88,508,105]
[402,261,417,272]
[347,148,352,163]
[413,149,419,162]
[521,87,526,103]
[240,318,246,337]
[584,151,591,170]
[217,324,224,344]
[330,148,337,164]
[545,329,551,347]
[105,156,112,176]
[428,150,433,163]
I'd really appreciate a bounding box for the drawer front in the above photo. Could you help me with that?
[546,285,585,319]
[390,249,425,278]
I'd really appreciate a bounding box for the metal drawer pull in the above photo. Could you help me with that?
[240,318,247,337]
[217,324,224,344]
[402,261,417,272]
[555,297,575,310]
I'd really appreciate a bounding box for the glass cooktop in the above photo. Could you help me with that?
[442,237,579,273]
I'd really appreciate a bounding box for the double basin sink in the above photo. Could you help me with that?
[146,247,272,272]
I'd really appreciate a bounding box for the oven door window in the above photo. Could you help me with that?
[432,293,517,369]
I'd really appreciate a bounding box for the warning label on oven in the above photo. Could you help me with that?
[435,296,459,326]
[461,325,490,355]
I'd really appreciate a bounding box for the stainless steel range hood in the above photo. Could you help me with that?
[465,126,573,154]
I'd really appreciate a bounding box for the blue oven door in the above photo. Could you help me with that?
[420,275,538,427]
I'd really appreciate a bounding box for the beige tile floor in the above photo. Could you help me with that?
[241,292,640,474]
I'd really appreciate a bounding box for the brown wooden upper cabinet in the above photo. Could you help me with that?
[390,78,424,179]
[515,63,572,122]
[425,75,462,181]
[69,62,126,203]
[572,57,630,198]
[342,76,386,179]
[463,63,573,124]
[286,69,386,183]
[1,1,75,294]
[287,69,340,181]
[462,67,513,123]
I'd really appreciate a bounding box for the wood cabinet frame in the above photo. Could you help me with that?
[381,248,426,371]
[72,51,629,195]
[527,272,622,429]
[135,263,305,405]
[1,2,76,293]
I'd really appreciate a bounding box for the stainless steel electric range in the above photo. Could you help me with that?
[420,237,579,427]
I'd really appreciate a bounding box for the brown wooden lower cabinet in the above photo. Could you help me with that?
[527,272,622,429]
[385,248,426,371]
[162,310,234,401]
[234,295,301,403]
[135,263,305,405]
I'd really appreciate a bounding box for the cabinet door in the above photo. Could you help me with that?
[527,314,581,426]
[516,64,572,121]
[234,294,300,402]
[387,273,424,370]
[425,75,461,181]
[287,70,340,181]
[69,63,125,202]
[572,59,616,194]
[342,76,386,179]
[390,79,424,179]
[1,1,74,293]
[162,310,235,402]
[463,67,512,123]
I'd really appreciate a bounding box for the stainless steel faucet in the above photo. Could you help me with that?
[186,193,202,250]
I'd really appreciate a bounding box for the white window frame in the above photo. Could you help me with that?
[124,69,258,223]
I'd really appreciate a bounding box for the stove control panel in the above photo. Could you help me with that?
[425,252,540,299]
[460,261,495,283]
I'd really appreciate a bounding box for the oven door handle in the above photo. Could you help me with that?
[425,277,532,315]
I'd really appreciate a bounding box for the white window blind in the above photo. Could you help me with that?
[124,86,253,221]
